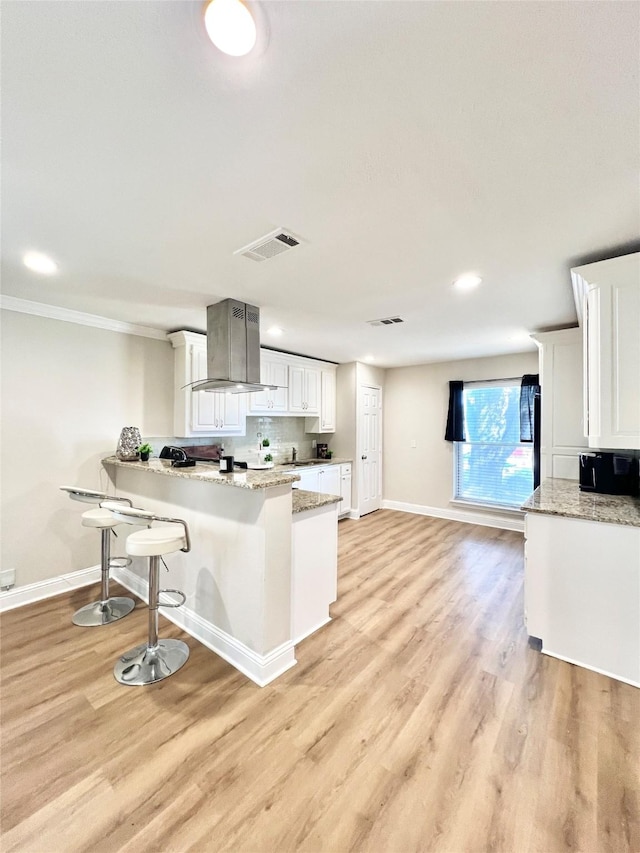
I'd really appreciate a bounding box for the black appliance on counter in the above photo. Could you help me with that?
[159,445,248,470]
[579,452,639,496]
[159,446,196,468]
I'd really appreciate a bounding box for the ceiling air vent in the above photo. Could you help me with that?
[366,316,405,327]
[234,228,302,262]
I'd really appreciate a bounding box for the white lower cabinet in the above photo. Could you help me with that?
[340,463,352,516]
[291,503,338,644]
[292,463,342,497]
[524,512,640,686]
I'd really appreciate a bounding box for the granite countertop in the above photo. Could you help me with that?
[102,456,300,491]
[275,457,352,470]
[292,489,343,514]
[521,478,640,528]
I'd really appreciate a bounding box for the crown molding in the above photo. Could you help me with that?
[0,295,167,341]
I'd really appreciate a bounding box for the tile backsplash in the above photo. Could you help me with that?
[144,417,323,464]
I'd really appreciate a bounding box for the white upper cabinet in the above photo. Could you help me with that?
[168,331,247,437]
[288,363,320,414]
[572,252,640,450]
[532,329,587,480]
[305,368,337,433]
[248,351,289,414]
[169,331,336,430]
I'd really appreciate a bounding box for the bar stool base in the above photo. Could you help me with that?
[114,639,189,686]
[72,596,136,627]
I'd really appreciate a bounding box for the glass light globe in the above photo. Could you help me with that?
[204,0,257,57]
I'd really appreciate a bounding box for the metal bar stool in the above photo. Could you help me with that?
[60,487,136,626]
[102,502,190,686]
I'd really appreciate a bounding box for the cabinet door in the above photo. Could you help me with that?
[320,369,336,431]
[340,464,352,514]
[318,465,340,496]
[270,358,289,412]
[294,468,319,491]
[218,393,244,433]
[288,365,306,412]
[304,367,320,414]
[191,346,219,432]
[576,253,640,450]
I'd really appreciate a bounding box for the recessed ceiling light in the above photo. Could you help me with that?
[364,355,375,362]
[267,326,283,336]
[204,0,257,57]
[236,384,244,389]
[453,272,482,291]
[23,251,58,275]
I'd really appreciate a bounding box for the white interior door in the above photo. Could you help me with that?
[358,384,382,516]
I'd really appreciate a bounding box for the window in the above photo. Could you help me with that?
[455,380,533,508]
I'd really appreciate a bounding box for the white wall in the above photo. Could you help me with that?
[1,309,173,587]
[383,351,539,520]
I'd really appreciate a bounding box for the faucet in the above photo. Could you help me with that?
[292,447,297,463]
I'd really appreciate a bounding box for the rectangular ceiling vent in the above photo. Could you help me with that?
[367,316,405,327]
[234,228,302,262]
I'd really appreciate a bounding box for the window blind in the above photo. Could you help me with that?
[455,382,533,508]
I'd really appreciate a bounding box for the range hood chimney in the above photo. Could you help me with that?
[188,299,280,394]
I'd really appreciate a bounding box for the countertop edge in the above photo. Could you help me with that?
[102,456,301,490]
[521,477,640,528]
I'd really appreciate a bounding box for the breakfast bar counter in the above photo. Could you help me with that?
[102,456,341,685]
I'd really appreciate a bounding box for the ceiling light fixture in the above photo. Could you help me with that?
[204,0,257,57]
[453,272,482,291]
[23,251,58,275]
[364,355,375,362]
[267,326,283,336]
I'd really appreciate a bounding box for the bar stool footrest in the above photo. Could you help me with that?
[158,589,186,609]
[114,639,189,686]
[109,556,132,569]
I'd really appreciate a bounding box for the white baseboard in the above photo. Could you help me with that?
[542,648,639,689]
[381,500,524,532]
[111,565,297,687]
[0,565,102,613]
[292,615,332,647]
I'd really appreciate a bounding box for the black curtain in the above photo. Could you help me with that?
[520,374,540,442]
[445,380,465,442]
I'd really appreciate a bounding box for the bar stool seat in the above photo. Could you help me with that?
[81,507,119,528]
[102,503,190,687]
[126,527,186,557]
[60,486,136,627]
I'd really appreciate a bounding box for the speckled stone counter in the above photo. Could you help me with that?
[521,477,640,527]
[292,489,342,514]
[276,458,352,471]
[103,456,300,490]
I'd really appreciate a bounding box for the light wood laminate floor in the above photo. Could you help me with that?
[1,510,638,853]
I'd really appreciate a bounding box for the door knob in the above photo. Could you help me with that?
[361,454,367,460]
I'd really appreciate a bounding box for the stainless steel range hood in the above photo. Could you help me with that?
[188,299,280,394]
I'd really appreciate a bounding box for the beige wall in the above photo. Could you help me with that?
[1,310,173,587]
[383,351,539,515]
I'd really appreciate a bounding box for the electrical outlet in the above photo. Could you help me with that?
[0,568,16,590]
[410,440,417,448]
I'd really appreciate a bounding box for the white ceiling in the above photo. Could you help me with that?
[2,1,639,367]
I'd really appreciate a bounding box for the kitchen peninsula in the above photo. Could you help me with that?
[523,478,640,687]
[102,456,342,685]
